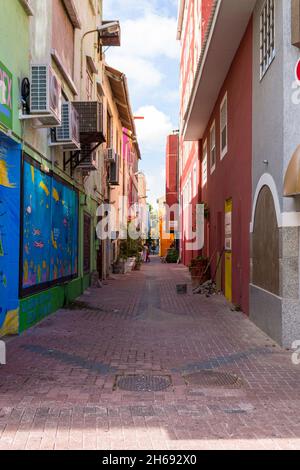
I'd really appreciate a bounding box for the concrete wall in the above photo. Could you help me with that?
[251,0,300,347]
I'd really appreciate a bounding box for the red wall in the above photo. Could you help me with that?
[166,134,179,208]
[201,19,253,314]
[202,0,215,42]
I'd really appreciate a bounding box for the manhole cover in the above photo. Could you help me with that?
[115,375,171,392]
[183,370,242,388]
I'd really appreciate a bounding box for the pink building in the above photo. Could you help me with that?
[177,0,253,314]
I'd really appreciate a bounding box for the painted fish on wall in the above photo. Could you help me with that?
[0,138,21,336]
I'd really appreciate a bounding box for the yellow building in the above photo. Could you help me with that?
[157,196,174,258]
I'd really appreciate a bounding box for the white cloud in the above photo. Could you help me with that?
[107,54,163,89]
[134,105,174,153]
[145,167,166,206]
[119,13,179,60]
[105,12,179,90]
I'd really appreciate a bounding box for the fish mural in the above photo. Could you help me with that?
[0,158,16,188]
[22,160,78,290]
[0,139,21,336]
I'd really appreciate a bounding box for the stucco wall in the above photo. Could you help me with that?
[251,0,300,347]
[0,0,30,138]
[201,19,253,314]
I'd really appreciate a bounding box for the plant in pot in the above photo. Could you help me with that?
[166,248,179,264]
[134,253,142,271]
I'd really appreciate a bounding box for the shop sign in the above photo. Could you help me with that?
[0,61,13,129]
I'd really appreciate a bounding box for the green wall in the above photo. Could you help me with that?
[0,0,30,137]
[19,275,92,332]
[1,1,99,334]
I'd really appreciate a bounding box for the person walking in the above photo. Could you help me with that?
[146,244,151,263]
[142,244,148,263]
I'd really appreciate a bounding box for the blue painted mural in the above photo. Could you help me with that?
[0,135,21,336]
[22,159,78,291]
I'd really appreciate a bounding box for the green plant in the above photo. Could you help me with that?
[166,249,179,264]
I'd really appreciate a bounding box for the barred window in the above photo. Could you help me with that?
[260,0,275,79]
[210,121,216,173]
[220,93,228,159]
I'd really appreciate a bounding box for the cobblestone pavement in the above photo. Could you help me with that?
[1,257,300,450]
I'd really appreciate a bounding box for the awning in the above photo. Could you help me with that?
[284,145,300,197]
[183,0,256,141]
[105,65,141,159]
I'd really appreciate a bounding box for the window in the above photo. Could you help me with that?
[193,162,197,198]
[202,140,208,188]
[220,93,228,159]
[260,0,275,79]
[210,121,216,173]
[107,111,113,148]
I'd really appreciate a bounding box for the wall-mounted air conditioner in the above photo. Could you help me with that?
[77,144,98,171]
[30,64,62,126]
[50,102,80,149]
[108,153,119,185]
[73,101,106,144]
[105,148,116,162]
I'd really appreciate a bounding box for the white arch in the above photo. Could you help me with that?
[250,173,282,233]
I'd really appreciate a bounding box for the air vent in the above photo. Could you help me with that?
[105,148,116,162]
[108,153,119,185]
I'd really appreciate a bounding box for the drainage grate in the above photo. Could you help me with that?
[183,370,243,388]
[115,375,172,392]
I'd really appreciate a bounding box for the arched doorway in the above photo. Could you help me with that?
[252,185,280,296]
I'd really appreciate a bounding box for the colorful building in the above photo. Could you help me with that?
[166,133,179,244]
[0,0,141,337]
[0,0,31,336]
[177,0,300,346]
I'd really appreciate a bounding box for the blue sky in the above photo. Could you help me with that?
[103,0,180,206]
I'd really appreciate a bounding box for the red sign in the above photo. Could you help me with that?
[295,59,300,82]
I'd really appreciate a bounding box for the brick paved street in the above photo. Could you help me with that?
[1,257,300,450]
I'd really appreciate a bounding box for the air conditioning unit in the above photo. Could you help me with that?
[77,144,98,171]
[105,148,116,162]
[73,101,106,144]
[50,102,80,149]
[30,64,62,126]
[108,153,119,185]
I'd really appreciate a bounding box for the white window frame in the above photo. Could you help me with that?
[220,93,228,160]
[202,139,208,188]
[193,162,197,198]
[210,121,216,173]
[260,0,275,80]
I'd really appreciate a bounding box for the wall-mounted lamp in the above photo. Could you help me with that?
[80,22,120,79]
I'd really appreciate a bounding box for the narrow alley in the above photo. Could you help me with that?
[1,258,300,451]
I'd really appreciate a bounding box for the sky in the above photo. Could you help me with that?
[103,0,180,207]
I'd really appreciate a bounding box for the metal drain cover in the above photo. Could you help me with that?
[183,370,242,388]
[115,375,171,392]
